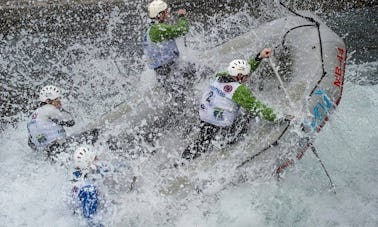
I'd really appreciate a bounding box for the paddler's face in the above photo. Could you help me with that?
[236,74,249,83]
[50,98,62,109]
[240,75,249,83]
[158,8,170,22]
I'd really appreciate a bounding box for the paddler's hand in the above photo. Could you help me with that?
[283,114,295,122]
[177,9,187,17]
[275,114,295,124]
[259,48,272,58]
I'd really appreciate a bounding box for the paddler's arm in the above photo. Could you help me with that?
[48,106,75,127]
[149,18,189,43]
[248,48,273,71]
[214,71,228,78]
[232,84,277,122]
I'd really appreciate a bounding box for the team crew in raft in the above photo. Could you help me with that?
[70,146,136,226]
[182,48,278,160]
[144,0,188,71]
[27,85,75,155]
[70,146,103,226]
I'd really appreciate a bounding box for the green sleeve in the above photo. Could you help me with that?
[232,84,276,121]
[149,18,189,43]
[248,57,261,72]
[215,71,228,78]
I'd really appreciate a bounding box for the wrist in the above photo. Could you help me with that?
[255,53,263,61]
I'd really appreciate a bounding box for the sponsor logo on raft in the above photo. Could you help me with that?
[333,47,345,87]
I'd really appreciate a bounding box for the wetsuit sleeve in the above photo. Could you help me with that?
[232,84,276,122]
[215,71,228,78]
[28,136,37,150]
[248,54,263,72]
[149,18,189,43]
[58,110,75,127]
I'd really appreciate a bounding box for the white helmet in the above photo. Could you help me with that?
[148,0,168,18]
[39,85,61,102]
[73,146,97,170]
[227,59,251,76]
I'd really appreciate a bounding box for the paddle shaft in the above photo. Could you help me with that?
[268,57,295,109]
[310,144,336,193]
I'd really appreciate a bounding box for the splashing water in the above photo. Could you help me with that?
[0,2,377,226]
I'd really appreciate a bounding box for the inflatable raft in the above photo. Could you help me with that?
[159,10,347,196]
[84,9,347,197]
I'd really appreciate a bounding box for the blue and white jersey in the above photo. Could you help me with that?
[70,168,101,224]
[27,104,73,151]
[70,163,113,196]
[71,169,95,198]
[143,28,180,69]
[199,79,241,127]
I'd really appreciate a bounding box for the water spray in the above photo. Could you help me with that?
[268,56,296,109]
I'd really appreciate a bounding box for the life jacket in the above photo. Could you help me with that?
[143,27,180,69]
[27,104,67,150]
[199,79,241,127]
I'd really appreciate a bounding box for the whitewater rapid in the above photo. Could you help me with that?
[1,2,377,226]
[1,61,377,226]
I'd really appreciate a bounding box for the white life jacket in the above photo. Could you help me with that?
[27,104,72,150]
[143,27,180,69]
[199,79,241,127]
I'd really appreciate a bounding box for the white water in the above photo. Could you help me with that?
[1,62,377,226]
[179,72,378,227]
[1,3,377,226]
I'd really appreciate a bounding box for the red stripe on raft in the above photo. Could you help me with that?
[336,48,347,106]
[274,142,311,174]
[316,115,330,132]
